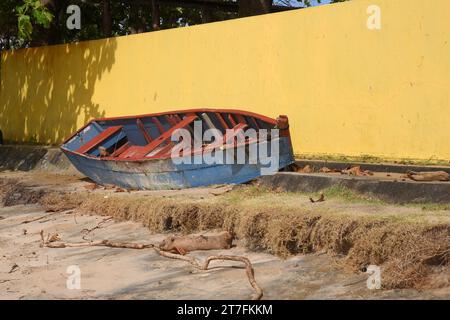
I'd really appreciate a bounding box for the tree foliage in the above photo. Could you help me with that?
[16,0,53,39]
[0,0,350,51]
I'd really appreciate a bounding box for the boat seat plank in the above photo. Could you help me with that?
[228,114,237,127]
[215,113,229,130]
[235,114,247,124]
[117,146,145,159]
[76,125,123,154]
[110,142,131,157]
[152,117,165,134]
[201,113,216,130]
[119,115,197,159]
[202,123,248,152]
[225,123,248,143]
[141,114,197,157]
[249,116,260,129]
[166,115,179,127]
[137,119,152,143]
[147,143,174,159]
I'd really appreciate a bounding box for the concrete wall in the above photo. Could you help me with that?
[1,0,449,162]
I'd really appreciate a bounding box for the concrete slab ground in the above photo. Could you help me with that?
[260,172,450,204]
[295,160,450,174]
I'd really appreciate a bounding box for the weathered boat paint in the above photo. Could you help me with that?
[61,108,295,190]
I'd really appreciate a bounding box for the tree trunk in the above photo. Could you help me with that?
[238,0,273,17]
[41,0,59,45]
[102,0,112,37]
[130,2,146,34]
[201,6,213,23]
[151,0,160,30]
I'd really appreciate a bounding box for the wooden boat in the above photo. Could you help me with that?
[61,109,295,190]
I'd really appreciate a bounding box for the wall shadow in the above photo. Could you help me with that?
[0,37,117,145]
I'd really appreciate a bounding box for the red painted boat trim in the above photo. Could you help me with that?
[120,115,198,159]
[228,114,237,127]
[152,117,165,134]
[225,123,247,145]
[136,118,152,143]
[110,141,131,157]
[235,114,247,124]
[249,117,260,129]
[165,115,178,127]
[215,112,229,129]
[76,125,123,154]
[93,108,276,124]
[147,143,174,159]
[173,114,183,123]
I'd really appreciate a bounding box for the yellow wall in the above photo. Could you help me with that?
[1,0,450,162]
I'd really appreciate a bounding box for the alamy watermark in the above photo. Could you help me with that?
[66,265,81,290]
[168,121,282,176]
[66,5,81,30]
[364,265,382,290]
[367,5,381,30]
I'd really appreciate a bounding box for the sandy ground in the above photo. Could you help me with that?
[1,203,449,300]
[1,170,450,299]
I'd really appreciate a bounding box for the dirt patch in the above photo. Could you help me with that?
[0,179,47,207]
[1,178,449,290]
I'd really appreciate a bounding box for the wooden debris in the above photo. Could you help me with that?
[309,193,325,203]
[209,185,235,196]
[0,279,17,284]
[156,252,264,300]
[341,165,373,176]
[39,230,45,246]
[159,232,233,255]
[40,231,263,300]
[44,239,152,249]
[272,186,285,193]
[406,171,449,182]
[47,233,61,243]
[319,167,340,173]
[295,164,314,173]
[288,163,315,173]
[247,179,261,186]
[21,212,58,224]
[8,263,18,274]
[81,217,113,240]
[83,183,99,191]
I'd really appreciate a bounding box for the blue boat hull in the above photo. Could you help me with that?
[62,137,294,190]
